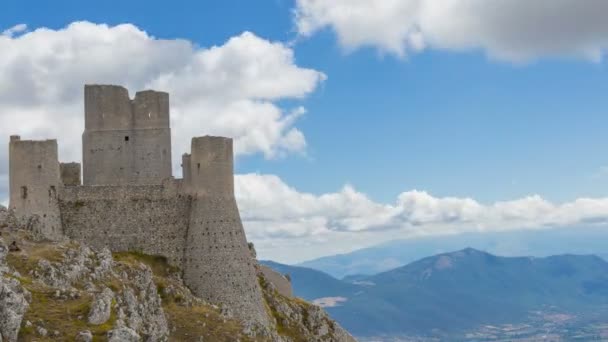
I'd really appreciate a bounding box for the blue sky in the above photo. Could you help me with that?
[2,0,608,262]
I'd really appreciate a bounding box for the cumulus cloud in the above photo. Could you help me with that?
[0,21,326,187]
[237,174,608,262]
[294,0,608,61]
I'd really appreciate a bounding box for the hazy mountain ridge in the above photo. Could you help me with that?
[269,248,608,339]
[259,260,361,301]
[298,226,608,278]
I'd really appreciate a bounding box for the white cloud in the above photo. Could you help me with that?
[2,23,27,37]
[0,21,326,184]
[237,174,608,262]
[294,0,608,61]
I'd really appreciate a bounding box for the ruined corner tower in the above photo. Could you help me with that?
[8,136,63,240]
[7,84,271,328]
[183,137,270,326]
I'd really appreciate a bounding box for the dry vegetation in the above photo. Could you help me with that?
[3,232,254,341]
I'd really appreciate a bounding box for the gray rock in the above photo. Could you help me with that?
[0,205,7,228]
[88,287,114,325]
[93,248,114,279]
[75,330,93,342]
[115,265,168,341]
[36,326,47,337]
[33,245,99,288]
[108,326,141,342]
[258,268,357,342]
[0,238,8,275]
[0,239,30,342]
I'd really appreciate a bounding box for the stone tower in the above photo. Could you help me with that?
[183,137,271,327]
[82,85,172,185]
[8,136,63,240]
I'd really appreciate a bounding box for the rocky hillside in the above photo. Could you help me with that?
[0,206,355,342]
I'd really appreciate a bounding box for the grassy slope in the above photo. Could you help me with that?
[4,236,253,342]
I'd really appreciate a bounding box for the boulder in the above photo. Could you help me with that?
[0,238,30,342]
[75,330,93,342]
[88,287,114,325]
[108,326,140,342]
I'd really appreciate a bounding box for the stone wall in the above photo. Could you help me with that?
[259,265,293,298]
[59,180,191,266]
[60,163,81,186]
[184,197,270,326]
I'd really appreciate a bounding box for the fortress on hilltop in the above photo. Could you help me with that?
[7,85,271,327]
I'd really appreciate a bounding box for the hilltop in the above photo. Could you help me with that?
[0,212,356,341]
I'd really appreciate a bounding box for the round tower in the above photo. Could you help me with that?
[183,136,271,328]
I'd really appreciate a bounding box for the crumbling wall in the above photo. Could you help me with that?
[59,180,191,266]
[60,163,81,186]
[259,265,293,298]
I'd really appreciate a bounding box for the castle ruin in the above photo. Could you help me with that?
[8,85,271,327]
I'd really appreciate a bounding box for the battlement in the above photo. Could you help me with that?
[189,136,234,197]
[84,85,169,131]
[84,85,131,130]
[83,85,172,186]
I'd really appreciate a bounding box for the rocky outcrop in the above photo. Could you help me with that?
[113,265,168,341]
[0,238,30,342]
[108,326,140,342]
[260,265,293,298]
[88,287,114,325]
[0,229,356,341]
[0,205,7,228]
[259,270,357,342]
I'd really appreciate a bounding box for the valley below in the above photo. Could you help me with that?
[264,246,608,341]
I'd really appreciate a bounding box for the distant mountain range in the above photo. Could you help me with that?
[264,248,608,339]
[261,260,359,300]
[297,226,608,279]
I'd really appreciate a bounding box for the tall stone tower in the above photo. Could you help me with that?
[8,136,63,240]
[183,137,271,327]
[82,85,172,185]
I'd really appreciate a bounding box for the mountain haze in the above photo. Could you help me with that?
[298,226,608,278]
[269,248,608,338]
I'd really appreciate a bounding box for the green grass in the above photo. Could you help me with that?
[113,251,180,278]
[259,275,311,342]
[16,285,117,341]
[163,301,254,342]
[3,235,323,342]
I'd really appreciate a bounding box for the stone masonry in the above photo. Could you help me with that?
[7,85,271,328]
